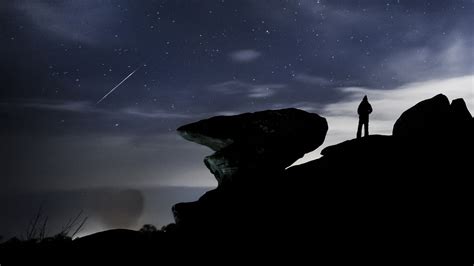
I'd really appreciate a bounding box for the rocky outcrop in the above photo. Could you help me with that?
[450,98,474,138]
[392,93,472,139]
[172,108,328,232]
[451,98,472,122]
[177,108,328,185]
[392,94,451,137]
[284,95,472,247]
[172,94,472,243]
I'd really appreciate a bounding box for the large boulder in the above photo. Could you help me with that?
[393,94,473,139]
[172,108,328,231]
[392,94,451,138]
[177,108,328,185]
[450,98,474,140]
[450,98,472,122]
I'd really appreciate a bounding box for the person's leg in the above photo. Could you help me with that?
[357,119,362,139]
[365,120,369,137]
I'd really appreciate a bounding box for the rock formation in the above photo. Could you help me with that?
[171,94,472,244]
[172,108,328,232]
[392,93,472,138]
[177,108,328,186]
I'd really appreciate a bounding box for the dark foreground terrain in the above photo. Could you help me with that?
[1,94,471,261]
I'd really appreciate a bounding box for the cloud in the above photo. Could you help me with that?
[384,35,473,82]
[122,108,192,119]
[248,87,276,98]
[209,80,285,98]
[229,49,262,63]
[20,101,99,113]
[270,101,325,113]
[208,80,250,95]
[292,75,473,165]
[90,188,144,229]
[15,0,117,44]
[294,74,332,86]
[1,99,192,119]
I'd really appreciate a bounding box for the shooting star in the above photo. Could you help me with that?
[96,67,140,104]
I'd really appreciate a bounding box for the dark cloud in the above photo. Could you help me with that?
[88,188,144,228]
[229,49,262,63]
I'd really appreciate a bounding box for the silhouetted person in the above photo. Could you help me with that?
[357,95,372,138]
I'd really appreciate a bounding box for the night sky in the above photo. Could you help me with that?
[1,0,473,238]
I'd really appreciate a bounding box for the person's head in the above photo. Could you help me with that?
[363,95,368,102]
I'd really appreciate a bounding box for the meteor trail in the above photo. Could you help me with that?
[96,67,140,104]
